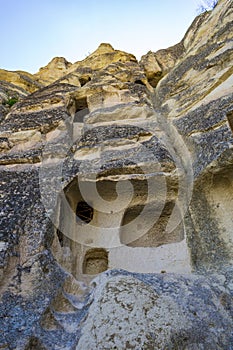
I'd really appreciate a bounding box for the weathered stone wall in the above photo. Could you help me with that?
[0,1,232,348]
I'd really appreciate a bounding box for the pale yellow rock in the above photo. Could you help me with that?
[8,130,42,144]
[0,69,42,93]
[183,0,232,55]
[140,42,184,87]
[155,0,233,119]
[58,73,82,87]
[68,43,137,73]
[34,57,72,85]
[140,52,162,86]
[67,48,153,123]
[33,43,138,90]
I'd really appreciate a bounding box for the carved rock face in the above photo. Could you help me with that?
[0,1,233,348]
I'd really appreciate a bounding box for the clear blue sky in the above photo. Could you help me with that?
[0,0,201,73]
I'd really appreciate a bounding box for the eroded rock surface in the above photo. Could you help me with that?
[77,271,233,350]
[34,57,72,86]
[0,0,233,349]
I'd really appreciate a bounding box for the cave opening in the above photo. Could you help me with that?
[79,76,91,87]
[120,201,184,247]
[76,200,94,224]
[134,79,145,86]
[82,248,108,275]
[73,97,89,122]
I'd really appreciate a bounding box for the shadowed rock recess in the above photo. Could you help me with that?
[0,1,233,349]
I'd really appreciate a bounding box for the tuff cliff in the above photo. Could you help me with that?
[0,0,233,349]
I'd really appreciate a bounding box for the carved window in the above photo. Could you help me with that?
[83,248,108,275]
[76,201,93,224]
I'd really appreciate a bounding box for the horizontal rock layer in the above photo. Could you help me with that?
[0,0,233,348]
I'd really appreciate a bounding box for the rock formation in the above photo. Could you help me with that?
[0,0,233,348]
[34,57,72,86]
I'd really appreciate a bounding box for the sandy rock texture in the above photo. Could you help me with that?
[0,0,233,348]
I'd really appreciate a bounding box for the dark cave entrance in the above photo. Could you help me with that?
[76,200,94,224]
[73,97,89,123]
[82,248,108,275]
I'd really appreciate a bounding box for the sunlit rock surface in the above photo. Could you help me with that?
[34,57,72,86]
[0,0,233,348]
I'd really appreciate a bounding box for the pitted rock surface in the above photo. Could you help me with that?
[0,1,233,349]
